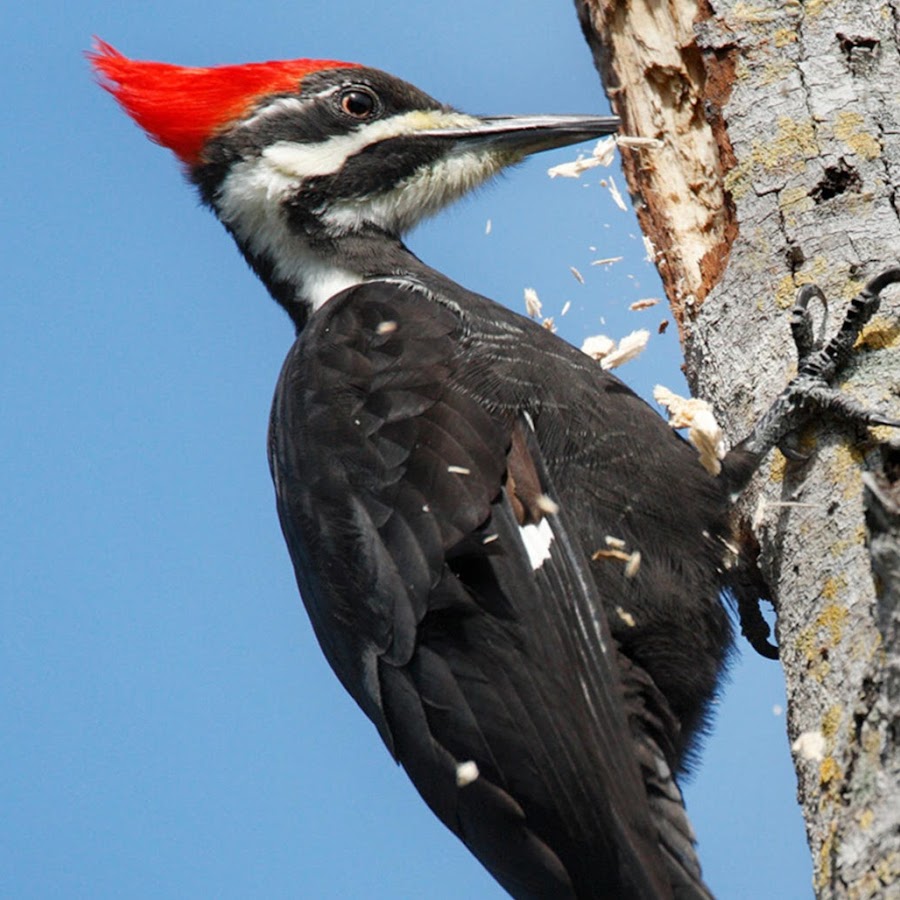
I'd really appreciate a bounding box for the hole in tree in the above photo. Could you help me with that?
[810,160,861,203]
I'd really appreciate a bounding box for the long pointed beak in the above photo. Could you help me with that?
[420,113,620,157]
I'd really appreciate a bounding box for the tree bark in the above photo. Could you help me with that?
[575,0,900,896]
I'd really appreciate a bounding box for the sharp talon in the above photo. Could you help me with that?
[777,439,810,462]
[869,415,900,429]
[791,284,828,360]
[730,265,900,469]
[793,284,828,315]
[864,267,900,297]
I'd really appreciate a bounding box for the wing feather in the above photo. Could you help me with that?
[269,280,713,898]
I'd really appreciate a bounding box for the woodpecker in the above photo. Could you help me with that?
[90,40,900,900]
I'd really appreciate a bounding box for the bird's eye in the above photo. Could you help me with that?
[340,87,378,119]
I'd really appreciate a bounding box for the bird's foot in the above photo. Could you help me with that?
[737,267,900,464]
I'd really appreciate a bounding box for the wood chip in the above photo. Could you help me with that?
[524,287,542,318]
[616,136,663,151]
[653,386,725,476]
[591,548,630,562]
[376,320,397,334]
[447,465,471,475]
[455,760,480,787]
[629,298,660,312]
[547,137,616,178]
[570,266,585,284]
[581,334,616,361]
[792,730,826,762]
[624,551,641,579]
[607,175,627,211]
[600,329,649,370]
[535,494,559,515]
[590,256,623,267]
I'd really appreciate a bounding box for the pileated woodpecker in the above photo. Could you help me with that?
[90,40,900,900]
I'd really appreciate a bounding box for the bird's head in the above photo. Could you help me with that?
[90,40,618,321]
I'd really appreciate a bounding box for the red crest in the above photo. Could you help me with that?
[89,39,360,165]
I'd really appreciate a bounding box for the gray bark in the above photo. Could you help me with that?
[575,0,900,895]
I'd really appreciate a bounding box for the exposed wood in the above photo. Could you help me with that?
[576,0,900,894]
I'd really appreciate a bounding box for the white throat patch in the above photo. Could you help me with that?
[215,154,362,313]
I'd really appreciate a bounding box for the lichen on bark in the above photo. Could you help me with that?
[575,0,900,895]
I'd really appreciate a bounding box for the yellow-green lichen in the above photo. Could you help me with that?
[816,819,837,891]
[819,755,842,786]
[821,704,843,741]
[774,28,798,47]
[830,444,864,499]
[795,600,848,681]
[774,257,831,308]
[834,111,882,160]
[761,60,796,86]
[857,808,874,831]
[769,451,787,484]
[723,156,754,201]
[779,185,814,223]
[755,117,819,173]
[856,317,900,351]
[829,524,867,558]
[806,0,829,16]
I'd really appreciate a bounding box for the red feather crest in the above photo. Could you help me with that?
[88,39,359,165]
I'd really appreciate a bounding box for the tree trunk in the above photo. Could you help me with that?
[575,0,900,895]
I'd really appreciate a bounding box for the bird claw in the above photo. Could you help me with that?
[735,267,900,463]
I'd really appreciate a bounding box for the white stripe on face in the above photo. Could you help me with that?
[261,109,483,180]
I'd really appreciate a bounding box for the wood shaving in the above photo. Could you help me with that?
[536,494,559,515]
[792,731,826,763]
[376,320,397,334]
[581,334,616,361]
[560,301,571,317]
[591,548,630,562]
[653,386,725,476]
[546,136,617,179]
[524,287,542,318]
[624,551,641,579]
[447,465,471,475]
[615,136,664,151]
[547,157,598,179]
[607,175,627,211]
[592,136,617,166]
[629,298,659,312]
[484,218,492,235]
[590,256,623,267]
[455,760,480,787]
[570,266,585,284]
[600,330,649,370]
[616,606,636,627]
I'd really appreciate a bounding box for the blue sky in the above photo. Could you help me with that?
[4,1,812,897]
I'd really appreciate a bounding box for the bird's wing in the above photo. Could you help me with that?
[269,279,710,899]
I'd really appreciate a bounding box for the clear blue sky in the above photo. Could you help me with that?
[3,1,812,897]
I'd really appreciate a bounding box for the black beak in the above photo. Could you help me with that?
[420,113,620,158]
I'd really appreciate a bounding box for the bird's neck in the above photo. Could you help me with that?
[226,219,431,332]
